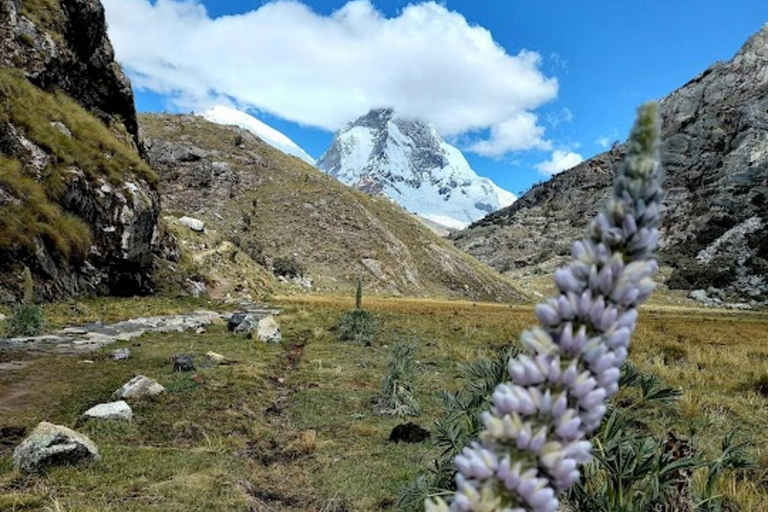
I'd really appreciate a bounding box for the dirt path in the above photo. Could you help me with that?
[239,332,336,512]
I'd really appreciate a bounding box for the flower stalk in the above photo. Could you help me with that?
[427,103,664,512]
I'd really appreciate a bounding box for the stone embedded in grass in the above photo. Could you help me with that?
[205,351,232,365]
[13,422,100,473]
[389,422,430,444]
[82,401,132,421]
[111,347,131,360]
[227,312,249,332]
[179,216,205,232]
[172,354,196,372]
[255,315,281,343]
[112,375,166,400]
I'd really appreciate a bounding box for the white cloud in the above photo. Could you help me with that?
[103,0,558,154]
[470,112,552,157]
[535,150,584,176]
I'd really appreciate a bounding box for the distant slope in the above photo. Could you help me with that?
[140,114,526,302]
[201,106,315,165]
[317,108,516,230]
[451,25,768,305]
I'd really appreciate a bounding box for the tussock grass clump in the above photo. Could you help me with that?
[4,303,44,337]
[374,343,420,418]
[660,343,688,365]
[335,309,377,345]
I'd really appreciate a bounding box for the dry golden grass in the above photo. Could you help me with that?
[1,296,767,510]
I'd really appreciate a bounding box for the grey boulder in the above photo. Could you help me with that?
[13,422,100,473]
[82,401,132,421]
[111,347,131,360]
[112,375,165,399]
[256,315,282,343]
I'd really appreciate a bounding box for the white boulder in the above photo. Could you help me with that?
[82,401,132,421]
[179,216,205,232]
[112,375,166,400]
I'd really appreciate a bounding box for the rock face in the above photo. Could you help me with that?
[82,400,132,421]
[317,108,517,230]
[112,375,165,399]
[452,26,768,304]
[13,422,100,473]
[0,0,160,301]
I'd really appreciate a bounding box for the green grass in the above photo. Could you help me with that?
[2,296,768,511]
[0,67,156,265]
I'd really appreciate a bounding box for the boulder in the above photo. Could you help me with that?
[205,351,229,364]
[179,216,205,232]
[112,375,165,400]
[256,315,282,343]
[171,354,195,372]
[111,347,131,360]
[227,311,249,332]
[13,422,100,473]
[82,401,132,421]
[233,314,258,334]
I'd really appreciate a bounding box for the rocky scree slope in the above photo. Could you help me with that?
[140,113,524,302]
[317,108,516,231]
[452,26,768,305]
[0,0,159,302]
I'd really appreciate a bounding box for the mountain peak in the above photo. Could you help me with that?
[317,109,516,230]
[200,106,315,165]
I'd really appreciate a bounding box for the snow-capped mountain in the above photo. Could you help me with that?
[317,108,516,230]
[200,106,315,165]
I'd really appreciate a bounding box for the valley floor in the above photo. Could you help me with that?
[1,296,768,511]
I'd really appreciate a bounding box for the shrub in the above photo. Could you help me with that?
[4,303,44,337]
[374,344,420,418]
[335,309,376,345]
[272,256,305,279]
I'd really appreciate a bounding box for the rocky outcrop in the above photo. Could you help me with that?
[0,0,160,301]
[0,0,140,146]
[452,26,768,305]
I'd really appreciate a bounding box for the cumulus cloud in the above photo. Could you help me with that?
[535,150,584,176]
[103,0,559,154]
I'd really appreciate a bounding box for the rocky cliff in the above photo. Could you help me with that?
[140,114,525,302]
[452,26,768,305]
[0,0,159,301]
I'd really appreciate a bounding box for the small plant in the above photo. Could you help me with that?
[375,344,420,418]
[355,277,363,309]
[3,267,44,337]
[336,309,376,345]
[273,256,305,279]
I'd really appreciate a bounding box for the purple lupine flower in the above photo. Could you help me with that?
[426,103,663,512]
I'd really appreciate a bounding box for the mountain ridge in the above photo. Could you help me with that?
[317,108,516,230]
[451,25,768,305]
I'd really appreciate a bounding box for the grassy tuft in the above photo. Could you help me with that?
[335,309,377,345]
[3,303,44,337]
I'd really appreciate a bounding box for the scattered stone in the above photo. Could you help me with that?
[227,311,249,332]
[82,401,132,421]
[12,422,100,473]
[111,347,131,360]
[191,374,205,385]
[195,326,206,334]
[389,422,430,444]
[0,360,30,371]
[112,375,166,399]
[179,216,205,232]
[256,315,282,343]
[79,360,95,365]
[205,351,228,364]
[185,279,207,298]
[50,121,72,138]
[172,354,196,372]
[0,312,6,322]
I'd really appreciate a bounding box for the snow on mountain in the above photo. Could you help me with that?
[317,108,516,230]
[200,106,315,165]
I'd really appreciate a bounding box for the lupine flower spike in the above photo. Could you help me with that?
[427,102,663,512]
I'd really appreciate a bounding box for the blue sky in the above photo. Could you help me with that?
[111,0,767,196]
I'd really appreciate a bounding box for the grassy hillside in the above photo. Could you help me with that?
[140,114,524,303]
